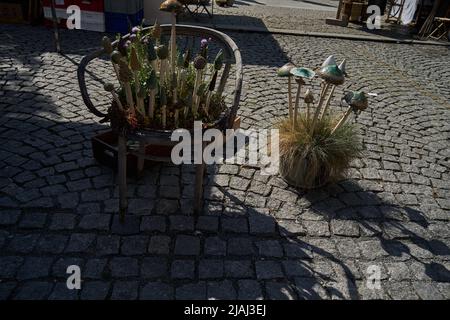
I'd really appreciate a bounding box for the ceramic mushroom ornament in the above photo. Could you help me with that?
[156,44,169,84]
[130,47,144,116]
[192,55,207,117]
[289,67,316,127]
[277,63,296,120]
[311,58,345,132]
[147,70,157,119]
[331,91,368,134]
[320,58,347,120]
[103,83,123,111]
[304,89,314,122]
[118,59,135,115]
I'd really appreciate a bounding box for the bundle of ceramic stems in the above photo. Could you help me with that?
[102,0,226,131]
[277,55,368,135]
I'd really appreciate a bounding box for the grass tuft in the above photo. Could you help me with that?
[277,113,362,188]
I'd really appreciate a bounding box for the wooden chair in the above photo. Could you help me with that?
[427,17,450,41]
[180,0,214,19]
[77,25,243,221]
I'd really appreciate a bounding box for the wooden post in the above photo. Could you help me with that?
[336,0,343,19]
[118,135,127,223]
[137,142,145,178]
[194,142,205,215]
[50,0,61,53]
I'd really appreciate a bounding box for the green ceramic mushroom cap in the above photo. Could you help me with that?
[290,67,316,79]
[344,91,368,111]
[317,65,345,85]
[277,63,295,77]
[160,0,183,12]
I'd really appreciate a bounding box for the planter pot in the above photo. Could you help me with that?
[278,153,332,189]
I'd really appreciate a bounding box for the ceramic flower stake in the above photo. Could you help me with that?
[103,83,123,111]
[103,36,120,80]
[277,63,295,120]
[160,86,167,128]
[157,44,169,84]
[159,0,182,76]
[304,89,314,121]
[311,60,345,133]
[192,55,207,117]
[213,50,224,96]
[110,50,123,82]
[289,67,316,127]
[130,47,144,115]
[174,103,183,127]
[147,39,158,72]
[152,19,162,44]
[147,70,157,119]
[331,91,368,134]
[118,59,135,115]
[204,70,218,115]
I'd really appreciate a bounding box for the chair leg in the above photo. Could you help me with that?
[137,141,145,179]
[118,135,128,223]
[194,162,206,215]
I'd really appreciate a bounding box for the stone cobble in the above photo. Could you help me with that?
[0,23,449,300]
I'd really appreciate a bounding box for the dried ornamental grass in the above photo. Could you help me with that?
[277,116,362,188]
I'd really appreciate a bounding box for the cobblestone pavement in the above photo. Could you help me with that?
[0,23,449,300]
[179,2,419,40]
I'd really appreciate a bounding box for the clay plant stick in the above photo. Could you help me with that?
[170,12,176,75]
[110,51,123,83]
[104,83,123,111]
[118,60,135,114]
[172,72,177,104]
[293,78,304,128]
[148,89,156,118]
[288,76,293,120]
[160,87,167,129]
[130,48,143,116]
[331,106,352,134]
[277,63,295,120]
[193,83,206,117]
[147,70,157,118]
[192,56,207,116]
[303,89,314,123]
[156,44,169,84]
[311,82,331,132]
[320,85,336,120]
[147,40,158,72]
[205,70,218,114]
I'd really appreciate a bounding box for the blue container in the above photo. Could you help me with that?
[105,10,144,34]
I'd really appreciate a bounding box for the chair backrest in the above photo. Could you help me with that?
[77,24,243,129]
